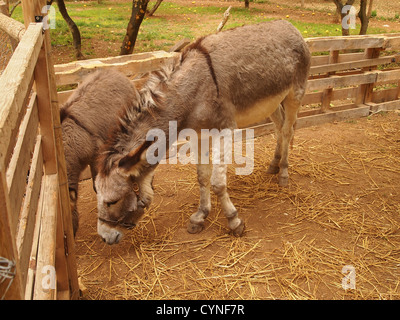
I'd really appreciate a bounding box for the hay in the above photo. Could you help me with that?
[76,112,400,300]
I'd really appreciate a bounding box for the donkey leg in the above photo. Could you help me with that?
[188,163,212,234]
[267,105,284,175]
[278,92,301,187]
[211,164,244,237]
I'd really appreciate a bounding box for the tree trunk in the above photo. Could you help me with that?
[120,0,149,55]
[358,0,370,35]
[244,0,249,9]
[56,0,84,60]
[332,0,356,36]
[147,0,163,17]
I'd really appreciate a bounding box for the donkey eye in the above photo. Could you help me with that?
[106,200,119,208]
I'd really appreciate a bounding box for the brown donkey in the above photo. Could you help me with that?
[95,20,311,244]
[61,69,139,235]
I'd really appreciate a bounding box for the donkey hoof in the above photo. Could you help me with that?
[231,220,245,237]
[267,165,280,175]
[187,222,204,234]
[278,176,289,187]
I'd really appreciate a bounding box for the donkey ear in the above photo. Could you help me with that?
[118,139,154,174]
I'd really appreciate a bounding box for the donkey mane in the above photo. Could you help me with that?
[98,36,226,176]
[97,63,176,176]
[181,37,220,96]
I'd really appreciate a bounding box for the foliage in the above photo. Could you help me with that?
[9,0,390,60]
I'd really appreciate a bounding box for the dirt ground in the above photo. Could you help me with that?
[75,111,400,300]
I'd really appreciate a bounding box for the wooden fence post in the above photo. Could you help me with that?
[321,50,339,112]
[22,0,79,299]
[356,47,381,104]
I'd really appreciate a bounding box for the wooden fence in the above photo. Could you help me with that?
[251,33,400,135]
[0,11,78,299]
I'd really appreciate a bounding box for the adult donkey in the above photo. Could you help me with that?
[95,20,311,245]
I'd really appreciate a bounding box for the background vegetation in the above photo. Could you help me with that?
[10,0,400,63]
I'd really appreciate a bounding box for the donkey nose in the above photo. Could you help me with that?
[98,218,124,245]
[100,229,122,245]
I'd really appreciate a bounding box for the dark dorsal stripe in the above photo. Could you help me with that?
[182,37,220,97]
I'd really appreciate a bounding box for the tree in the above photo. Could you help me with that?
[332,0,356,36]
[120,0,149,55]
[146,0,163,17]
[52,0,84,59]
[333,0,374,36]
[244,0,249,9]
[358,0,374,35]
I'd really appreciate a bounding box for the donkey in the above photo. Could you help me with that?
[61,69,139,235]
[95,20,311,245]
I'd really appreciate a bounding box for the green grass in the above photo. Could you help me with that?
[8,0,394,60]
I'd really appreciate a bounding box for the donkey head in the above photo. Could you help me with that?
[95,139,155,245]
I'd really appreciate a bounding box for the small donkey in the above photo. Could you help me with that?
[61,69,138,235]
[95,20,311,244]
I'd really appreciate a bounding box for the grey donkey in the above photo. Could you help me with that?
[60,69,139,235]
[94,20,311,245]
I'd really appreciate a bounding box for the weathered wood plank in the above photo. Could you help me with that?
[296,104,371,129]
[33,173,58,300]
[383,35,400,50]
[367,100,400,112]
[356,48,381,104]
[169,38,190,52]
[249,104,372,138]
[43,28,80,299]
[321,50,339,112]
[303,87,358,105]
[16,135,43,289]
[6,93,38,232]
[0,23,43,168]
[0,11,25,40]
[54,51,165,73]
[54,51,180,86]
[310,55,400,75]
[24,171,44,300]
[0,168,23,299]
[307,72,378,92]
[306,35,385,52]
[311,52,365,67]
[34,37,58,174]
[372,87,399,103]
[2,78,33,174]
[376,69,400,83]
